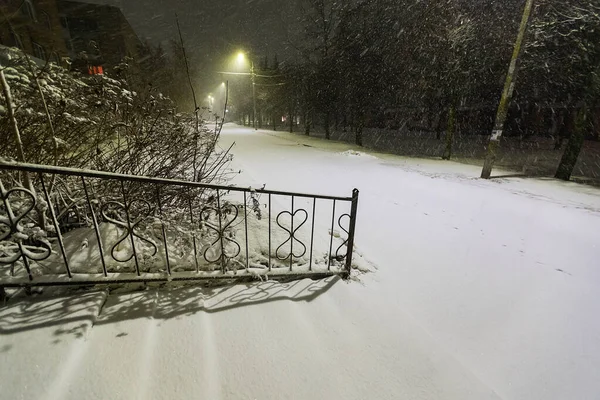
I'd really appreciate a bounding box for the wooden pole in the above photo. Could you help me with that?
[481,0,534,179]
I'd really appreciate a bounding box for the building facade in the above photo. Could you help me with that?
[0,0,142,74]
[57,0,142,74]
[0,0,69,64]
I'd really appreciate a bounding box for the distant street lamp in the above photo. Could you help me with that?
[251,60,257,130]
[218,51,285,129]
[220,51,258,130]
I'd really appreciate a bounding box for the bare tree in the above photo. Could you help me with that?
[0,68,33,192]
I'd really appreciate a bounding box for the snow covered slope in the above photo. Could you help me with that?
[1,124,599,400]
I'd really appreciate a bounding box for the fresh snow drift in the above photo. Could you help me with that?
[1,124,600,400]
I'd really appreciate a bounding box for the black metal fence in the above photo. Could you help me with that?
[0,162,359,291]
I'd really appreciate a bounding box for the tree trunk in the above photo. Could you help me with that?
[435,109,445,140]
[549,109,560,148]
[289,113,294,133]
[554,109,570,150]
[356,121,364,146]
[305,110,311,136]
[273,114,277,131]
[555,107,587,181]
[324,112,331,140]
[593,107,600,141]
[442,105,456,160]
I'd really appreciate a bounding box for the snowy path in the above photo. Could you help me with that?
[2,124,600,399]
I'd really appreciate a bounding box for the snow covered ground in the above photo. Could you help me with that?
[2,124,600,400]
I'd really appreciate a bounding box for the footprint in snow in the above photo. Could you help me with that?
[555,269,572,276]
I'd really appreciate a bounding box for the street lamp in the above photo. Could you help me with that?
[237,52,246,66]
[251,59,257,130]
[223,51,257,130]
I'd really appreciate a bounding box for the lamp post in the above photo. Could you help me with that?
[251,60,257,130]
[241,53,257,130]
[221,51,258,130]
[219,51,284,129]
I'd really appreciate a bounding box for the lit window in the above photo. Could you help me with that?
[88,65,104,75]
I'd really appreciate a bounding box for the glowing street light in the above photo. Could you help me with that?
[233,51,256,129]
[219,50,257,129]
[237,52,246,65]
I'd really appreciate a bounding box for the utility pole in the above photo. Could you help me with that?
[481,0,534,179]
[252,61,257,130]
[219,51,281,130]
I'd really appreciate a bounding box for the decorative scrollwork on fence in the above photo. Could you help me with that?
[335,214,351,261]
[200,203,241,264]
[0,162,359,287]
[0,183,51,276]
[276,209,308,261]
[100,200,157,263]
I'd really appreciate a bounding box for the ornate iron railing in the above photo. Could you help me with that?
[0,162,359,292]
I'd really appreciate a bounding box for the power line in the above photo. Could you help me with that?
[217,71,285,78]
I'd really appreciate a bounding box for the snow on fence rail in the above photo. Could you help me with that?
[0,162,359,292]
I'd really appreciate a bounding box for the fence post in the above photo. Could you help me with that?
[344,189,359,278]
[39,173,71,278]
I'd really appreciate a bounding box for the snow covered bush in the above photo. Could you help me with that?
[0,46,240,278]
[0,46,230,184]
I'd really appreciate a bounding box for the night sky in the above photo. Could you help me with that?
[89,0,295,60]
[83,0,298,95]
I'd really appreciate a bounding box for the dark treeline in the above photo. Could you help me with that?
[130,0,600,180]
[230,0,600,180]
[288,0,600,140]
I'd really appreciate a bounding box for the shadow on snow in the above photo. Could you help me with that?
[0,276,341,343]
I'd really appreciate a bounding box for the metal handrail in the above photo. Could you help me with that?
[0,161,353,201]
